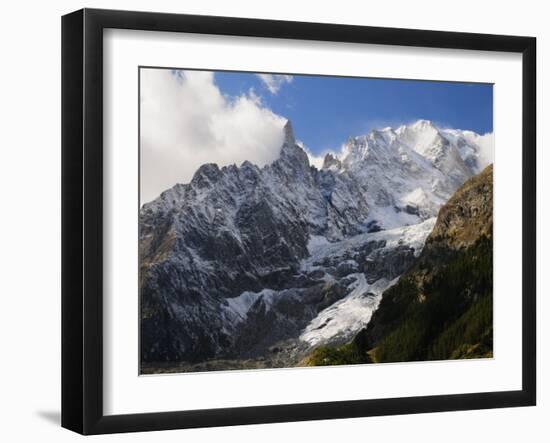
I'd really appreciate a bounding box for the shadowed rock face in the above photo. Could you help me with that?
[139,120,488,368]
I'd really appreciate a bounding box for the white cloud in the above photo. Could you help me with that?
[296,141,326,170]
[256,74,293,94]
[306,151,326,170]
[476,132,495,170]
[140,69,286,203]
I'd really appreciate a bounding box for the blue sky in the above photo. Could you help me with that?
[215,71,493,155]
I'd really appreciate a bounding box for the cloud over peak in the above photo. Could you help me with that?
[140,69,286,203]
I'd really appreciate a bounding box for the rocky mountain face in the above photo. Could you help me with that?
[304,165,493,366]
[140,120,490,371]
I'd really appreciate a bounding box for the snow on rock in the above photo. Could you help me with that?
[300,274,398,346]
[302,217,436,273]
[307,235,331,254]
[224,290,267,322]
[298,218,435,347]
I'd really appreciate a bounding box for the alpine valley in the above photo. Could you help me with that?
[139,119,493,373]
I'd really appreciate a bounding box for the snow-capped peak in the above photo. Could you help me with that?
[411,118,436,130]
[397,120,445,161]
[315,119,492,232]
[334,119,490,174]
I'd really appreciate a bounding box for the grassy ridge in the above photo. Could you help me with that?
[430,293,493,360]
[374,235,492,362]
[300,342,372,367]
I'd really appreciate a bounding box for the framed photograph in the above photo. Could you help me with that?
[62,8,536,434]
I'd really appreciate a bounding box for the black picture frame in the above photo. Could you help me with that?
[62,8,536,435]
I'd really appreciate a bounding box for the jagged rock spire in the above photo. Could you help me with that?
[283,120,295,146]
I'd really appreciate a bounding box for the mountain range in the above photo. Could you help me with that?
[139,119,492,372]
